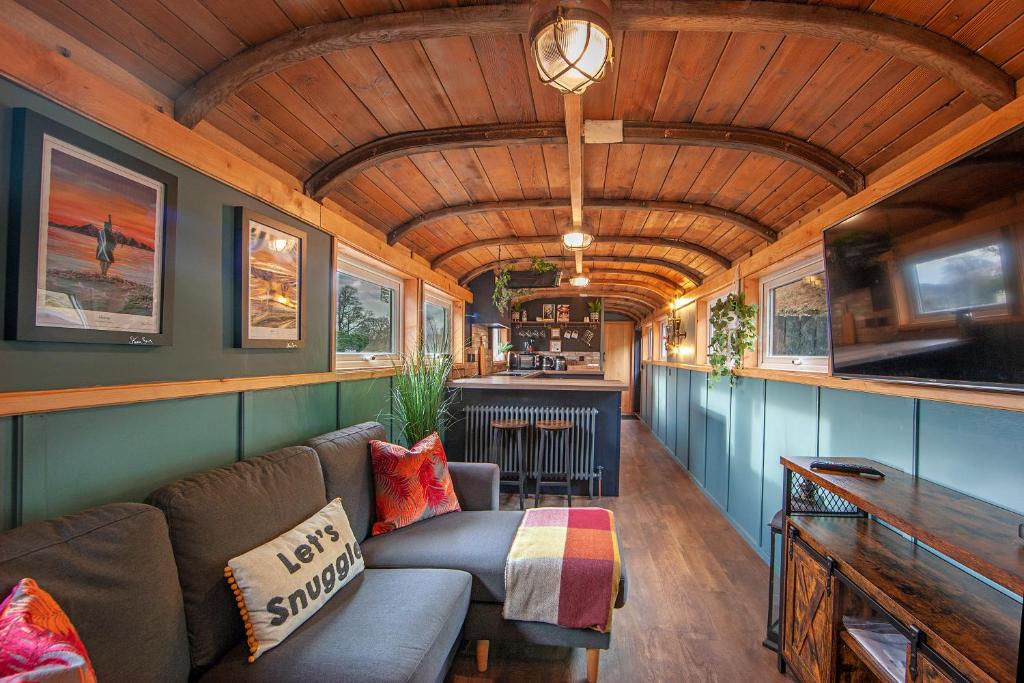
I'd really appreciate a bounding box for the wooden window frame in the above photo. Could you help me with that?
[335,249,405,369]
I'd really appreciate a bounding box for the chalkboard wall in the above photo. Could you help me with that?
[0,79,331,392]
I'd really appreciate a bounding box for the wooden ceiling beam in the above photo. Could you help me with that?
[306,121,861,199]
[388,198,776,245]
[173,3,1013,129]
[431,235,722,278]
[458,261,684,290]
[570,279,676,298]
[565,94,584,227]
[458,256,700,288]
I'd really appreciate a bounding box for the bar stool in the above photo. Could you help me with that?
[490,418,529,510]
[534,419,574,507]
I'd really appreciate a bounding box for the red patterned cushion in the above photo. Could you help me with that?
[0,578,96,683]
[370,433,461,536]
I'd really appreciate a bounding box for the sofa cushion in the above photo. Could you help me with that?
[226,499,364,661]
[0,503,190,683]
[198,568,471,683]
[361,511,523,603]
[304,422,385,543]
[370,433,461,536]
[147,446,327,670]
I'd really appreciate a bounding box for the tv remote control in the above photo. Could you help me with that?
[809,460,885,478]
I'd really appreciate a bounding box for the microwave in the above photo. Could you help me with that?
[516,353,539,370]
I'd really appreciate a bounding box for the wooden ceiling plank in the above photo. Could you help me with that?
[612,30,676,121]
[693,31,785,125]
[421,35,499,125]
[235,82,338,161]
[408,151,473,205]
[602,143,644,200]
[220,94,325,170]
[629,145,677,201]
[509,145,553,200]
[199,0,296,45]
[19,0,184,96]
[541,144,571,200]
[256,75,355,154]
[371,40,461,129]
[274,0,350,27]
[205,107,310,177]
[471,33,538,124]
[361,167,422,215]
[376,157,447,210]
[323,47,423,133]
[110,0,227,72]
[278,58,387,145]
[466,145,528,200]
[441,149,500,202]
[652,31,729,122]
[154,0,247,60]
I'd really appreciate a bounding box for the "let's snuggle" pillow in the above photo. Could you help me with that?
[225,498,364,661]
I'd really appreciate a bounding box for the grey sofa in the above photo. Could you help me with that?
[0,421,626,682]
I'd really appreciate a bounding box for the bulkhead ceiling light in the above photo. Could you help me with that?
[530,0,613,95]
[562,231,595,251]
[569,274,590,287]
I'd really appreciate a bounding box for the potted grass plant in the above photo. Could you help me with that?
[389,337,458,446]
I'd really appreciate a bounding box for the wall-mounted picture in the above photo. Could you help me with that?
[542,304,555,321]
[556,304,570,322]
[6,109,176,345]
[236,208,306,348]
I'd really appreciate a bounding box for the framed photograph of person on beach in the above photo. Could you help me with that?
[6,109,176,345]
[236,208,306,349]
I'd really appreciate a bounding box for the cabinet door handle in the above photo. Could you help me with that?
[825,557,836,596]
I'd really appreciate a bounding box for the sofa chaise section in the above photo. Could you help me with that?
[146,443,471,683]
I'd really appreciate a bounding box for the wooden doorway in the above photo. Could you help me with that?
[604,321,635,414]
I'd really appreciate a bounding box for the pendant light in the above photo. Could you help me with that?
[529,0,614,95]
[569,274,590,287]
[561,230,595,251]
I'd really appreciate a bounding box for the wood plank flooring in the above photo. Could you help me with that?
[448,419,791,682]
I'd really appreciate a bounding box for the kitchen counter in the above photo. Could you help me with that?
[449,373,621,391]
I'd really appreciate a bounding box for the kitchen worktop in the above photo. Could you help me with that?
[448,373,625,391]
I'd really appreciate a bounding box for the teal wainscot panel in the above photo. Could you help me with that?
[19,395,239,524]
[673,369,691,468]
[728,377,765,550]
[339,378,393,435]
[704,377,732,507]
[917,401,1024,514]
[243,383,338,457]
[688,372,708,484]
[818,388,914,471]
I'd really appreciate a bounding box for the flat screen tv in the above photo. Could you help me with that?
[823,126,1024,392]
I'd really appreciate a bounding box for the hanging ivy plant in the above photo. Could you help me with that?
[708,292,758,386]
[492,266,513,315]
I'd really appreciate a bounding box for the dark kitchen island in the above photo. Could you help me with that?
[444,372,627,497]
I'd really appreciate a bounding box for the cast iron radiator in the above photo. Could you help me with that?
[462,405,599,495]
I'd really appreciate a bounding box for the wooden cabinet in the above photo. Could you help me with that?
[912,653,955,683]
[784,534,837,683]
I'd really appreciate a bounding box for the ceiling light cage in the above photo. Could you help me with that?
[530,0,614,95]
[562,230,595,251]
[569,274,591,287]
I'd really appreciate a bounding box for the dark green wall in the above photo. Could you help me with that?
[641,363,1024,565]
[4,377,394,529]
[0,78,332,391]
[0,79,395,531]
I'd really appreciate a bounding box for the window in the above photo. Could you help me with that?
[760,257,828,371]
[658,318,669,360]
[643,325,653,360]
[907,242,1007,315]
[423,288,453,355]
[336,258,401,360]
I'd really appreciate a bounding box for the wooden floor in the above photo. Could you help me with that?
[448,419,791,683]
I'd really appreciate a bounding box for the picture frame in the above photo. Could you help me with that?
[6,109,177,345]
[236,207,306,349]
[556,304,570,322]
[542,303,555,321]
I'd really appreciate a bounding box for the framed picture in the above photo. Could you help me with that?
[236,207,306,348]
[550,327,560,339]
[550,340,561,353]
[542,304,555,321]
[556,304,570,322]
[6,109,176,345]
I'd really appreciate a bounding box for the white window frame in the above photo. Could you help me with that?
[643,324,654,360]
[423,286,454,356]
[759,256,828,373]
[335,254,403,366]
[657,316,669,360]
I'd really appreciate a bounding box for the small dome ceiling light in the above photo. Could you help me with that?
[562,230,595,251]
[530,0,614,95]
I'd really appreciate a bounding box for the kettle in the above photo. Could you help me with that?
[555,356,568,371]
[542,355,555,370]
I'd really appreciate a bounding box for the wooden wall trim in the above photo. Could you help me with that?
[642,360,1024,414]
[0,16,472,303]
[0,369,397,419]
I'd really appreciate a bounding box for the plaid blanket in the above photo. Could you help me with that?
[503,507,621,633]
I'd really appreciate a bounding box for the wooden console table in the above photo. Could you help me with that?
[779,456,1023,683]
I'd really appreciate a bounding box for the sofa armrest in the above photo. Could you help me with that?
[449,462,500,511]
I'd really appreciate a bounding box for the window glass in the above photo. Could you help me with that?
[336,267,398,355]
[761,259,828,371]
[423,296,452,354]
[910,243,1007,314]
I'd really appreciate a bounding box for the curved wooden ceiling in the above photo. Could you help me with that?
[25,0,1024,309]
